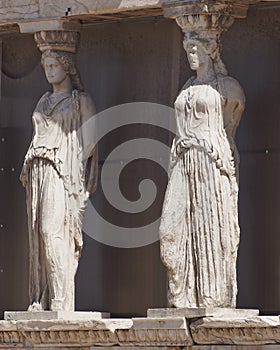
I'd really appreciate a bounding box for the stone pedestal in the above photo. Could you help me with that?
[4,311,110,321]
[118,317,193,347]
[148,308,259,318]
[0,316,280,348]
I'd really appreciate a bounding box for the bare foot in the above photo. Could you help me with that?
[28,302,43,312]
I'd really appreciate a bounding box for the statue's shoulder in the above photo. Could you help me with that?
[181,76,195,91]
[78,91,91,99]
[218,74,245,104]
[38,91,50,102]
[74,90,96,118]
[76,91,93,105]
[35,91,50,110]
[80,91,95,105]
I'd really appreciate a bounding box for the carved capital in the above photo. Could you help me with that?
[161,1,246,43]
[175,14,234,35]
[34,30,79,53]
[18,20,81,53]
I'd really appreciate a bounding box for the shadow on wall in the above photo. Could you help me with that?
[2,34,41,79]
[222,6,280,314]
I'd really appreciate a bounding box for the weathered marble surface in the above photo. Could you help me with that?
[190,316,280,345]
[148,308,259,318]
[159,11,245,309]
[0,318,192,348]
[20,31,98,311]
[117,317,193,346]
[10,347,280,350]
[0,0,162,24]
[0,319,132,348]
[4,311,110,321]
[1,317,280,348]
[0,0,279,31]
[191,347,280,350]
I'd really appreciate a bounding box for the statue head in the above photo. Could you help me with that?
[184,40,211,71]
[41,50,84,91]
[183,32,227,76]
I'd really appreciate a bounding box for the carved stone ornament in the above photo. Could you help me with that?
[159,3,245,309]
[175,13,234,34]
[34,30,79,53]
[174,13,235,58]
[1,316,280,348]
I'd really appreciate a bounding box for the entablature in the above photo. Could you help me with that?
[0,0,279,35]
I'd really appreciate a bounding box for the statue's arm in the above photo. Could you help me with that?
[222,76,245,179]
[79,92,98,194]
[222,76,245,140]
[79,93,97,158]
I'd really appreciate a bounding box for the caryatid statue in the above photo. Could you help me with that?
[20,29,98,311]
[160,7,245,308]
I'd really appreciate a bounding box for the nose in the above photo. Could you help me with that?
[45,66,53,74]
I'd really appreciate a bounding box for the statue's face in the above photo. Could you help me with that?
[184,41,208,71]
[43,57,67,85]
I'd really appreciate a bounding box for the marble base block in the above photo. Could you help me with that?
[117,317,193,346]
[147,308,259,319]
[4,311,110,321]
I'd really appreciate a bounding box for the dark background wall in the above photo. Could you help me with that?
[0,6,279,318]
[223,8,280,314]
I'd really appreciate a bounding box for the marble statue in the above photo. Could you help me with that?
[20,49,98,311]
[159,27,245,308]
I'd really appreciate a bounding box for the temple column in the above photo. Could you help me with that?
[8,19,100,314]
[162,0,252,52]
[155,0,254,316]
[18,20,81,54]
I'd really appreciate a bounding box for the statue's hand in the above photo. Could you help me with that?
[74,238,83,259]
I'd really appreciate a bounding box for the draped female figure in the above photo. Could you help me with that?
[20,50,98,311]
[160,35,245,308]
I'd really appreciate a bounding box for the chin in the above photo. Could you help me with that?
[46,77,55,83]
[190,66,199,71]
[189,63,198,70]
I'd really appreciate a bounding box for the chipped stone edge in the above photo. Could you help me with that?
[0,317,194,347]
[0,0,163,30]
[190,316,280,345]
[2,316,280,346]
